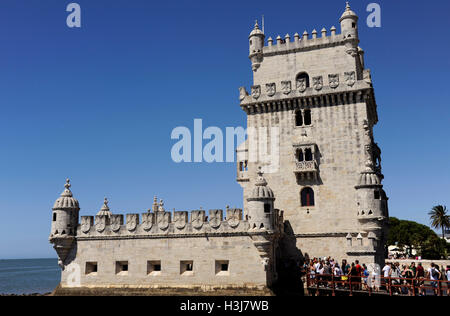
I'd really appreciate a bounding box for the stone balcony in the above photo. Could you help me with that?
[294,160,319,181]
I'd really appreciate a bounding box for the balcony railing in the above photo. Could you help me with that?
[294,160,319,180]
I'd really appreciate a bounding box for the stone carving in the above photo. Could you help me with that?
[313,76,323,91]
[173,211,188,230]
[110,214,123,232]
[226,208,242,228]
[329,74,339,89]
[209,209,223,229]
[251,85,261,99]
[296,78,307,93]
[363,69,372,85]
[81,216,92,233]
[281,81,291,95]
[345,71,356,87]
[157,212,170,230]
[191,210,205,229]
[266,83,276,97]
[95,215,106,233]
[239,87,249,101]
[126,214,138,232]
[142,212,154,231]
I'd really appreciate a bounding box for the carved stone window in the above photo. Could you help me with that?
[115,261,129,275]
[147,261,161,275]
[301,188,315,207]
[180,261,194,275]
[215,260,230,276]
[294,109,312,127]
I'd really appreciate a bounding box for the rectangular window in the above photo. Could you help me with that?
[264,204,271,213]
[215,260,230,276]
[374,191,381,200]
[115,261,129,275]
[85,262,98,275]
[147,260,161,276]
[53,213,57,222]
[180,260,194,275]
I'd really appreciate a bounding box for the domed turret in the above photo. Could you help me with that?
[249,20,265,72]
[340,2,359,41]
[247,167,275,230]
[50,179,80,268]
[51,179,80,237]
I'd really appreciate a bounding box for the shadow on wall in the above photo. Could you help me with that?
[272,221,305,296]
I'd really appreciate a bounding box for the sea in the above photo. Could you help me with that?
[0,258,60,295]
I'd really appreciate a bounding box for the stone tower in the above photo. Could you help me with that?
[237,3,388,265]
[49,179,80,267]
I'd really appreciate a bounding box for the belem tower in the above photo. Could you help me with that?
[49,3,389,294]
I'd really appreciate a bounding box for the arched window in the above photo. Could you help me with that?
[295,110,303,126]
[304,109,312,126]
[301,188,315,207]
[305,148,313,161]
[296,72,310,88]
[297,149,304,162]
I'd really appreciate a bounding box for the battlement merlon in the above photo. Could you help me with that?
[77,208,284,239]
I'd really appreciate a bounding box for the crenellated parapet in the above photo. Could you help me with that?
[76,207,273,239]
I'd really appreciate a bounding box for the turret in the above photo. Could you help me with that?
[249,20,265,72]
[246,167,275,231]
[49,179,80,267]
[340,2,359,41]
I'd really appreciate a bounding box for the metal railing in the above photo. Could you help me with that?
[305,273,449,296]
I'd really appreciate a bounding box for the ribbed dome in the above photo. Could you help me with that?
[53,179,80,210]
[340,2,358,21]
[249,167,275,200]
[357,171,382,187]
[96,198,112,217]
[249,20,264,37]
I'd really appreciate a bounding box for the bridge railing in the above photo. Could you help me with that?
[306,273,449,296]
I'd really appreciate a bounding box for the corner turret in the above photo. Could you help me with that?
[49,179,80,267]
[249,20,265,72]
[247,167,275,231]
[340,2,359,41]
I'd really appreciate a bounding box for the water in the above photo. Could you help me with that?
[0,258,60,294]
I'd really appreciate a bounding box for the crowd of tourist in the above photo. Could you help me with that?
[302,257,450,296]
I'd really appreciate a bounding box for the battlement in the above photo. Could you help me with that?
[264,26,352,56]
[77,208,283,239]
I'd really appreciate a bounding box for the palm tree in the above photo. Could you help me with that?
[428,205,450,239]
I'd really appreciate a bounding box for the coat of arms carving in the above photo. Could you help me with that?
[226,208,242,228]
[329,74,339,89]
[191,210,205,230]
[345,71,356,87]
[296,78,307,93]
[81,216,92,233]
[173,211,188,230]
[209,209,223,229]
[142,212,154,231]
[95,215,106,233]
[239,87,249,101]
[281,81,291,95]
[266,83,276,97]
[110,214,123,232]
[157,212,170,230]
[126,214,138,232]
[313,76,323,91]
[251,85,261,99]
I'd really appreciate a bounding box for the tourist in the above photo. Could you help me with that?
[362,264,369,290]
[401,265,413,295]
[348,263,359,290]
[415,263,425,296]
[427,263,441,296]
[446,266,450,296]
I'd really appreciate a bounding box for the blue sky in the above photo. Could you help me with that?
[0,0,449,259]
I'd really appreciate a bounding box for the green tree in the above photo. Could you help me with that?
[387,217,447,260]
[428,205,450,239]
